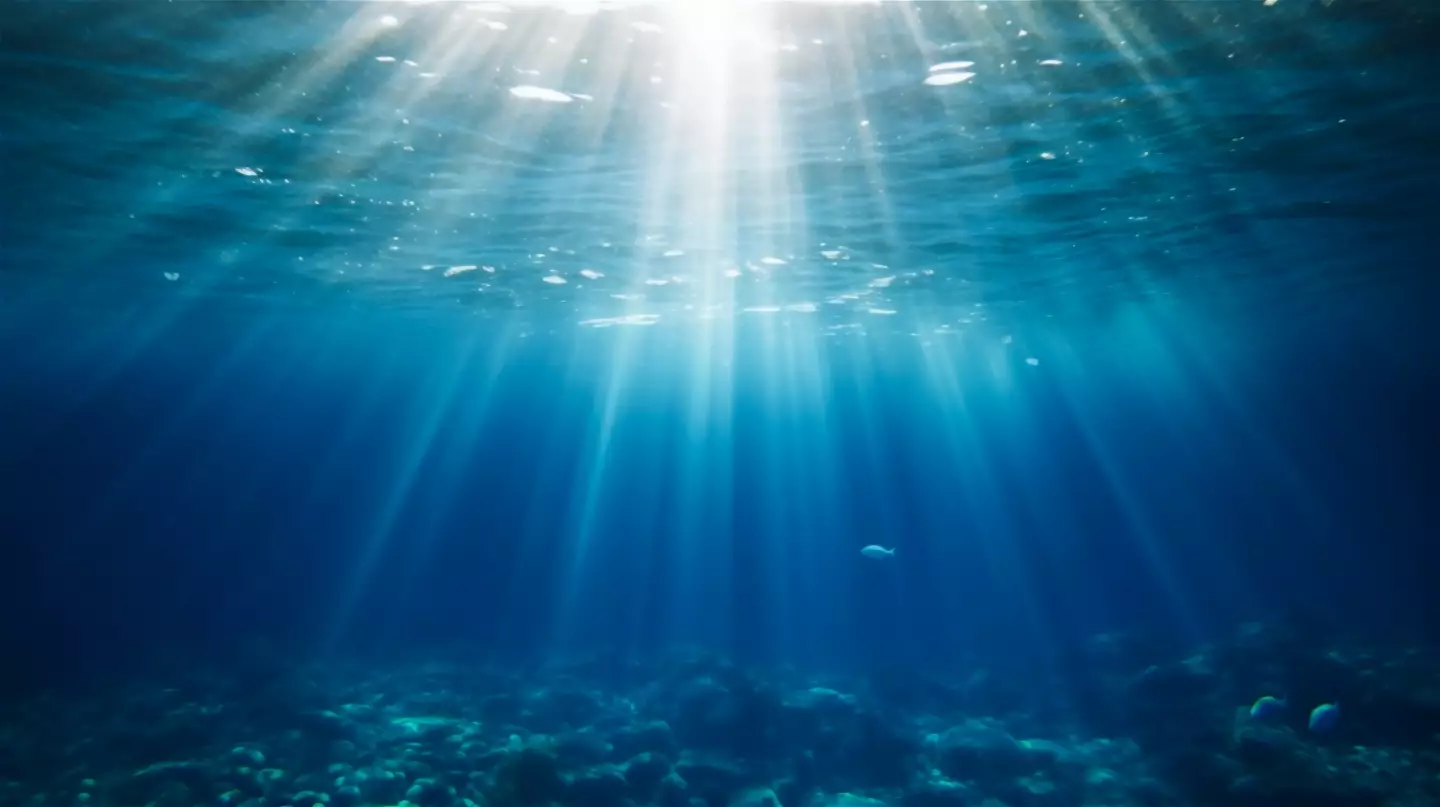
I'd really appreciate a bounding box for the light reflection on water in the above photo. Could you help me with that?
[0,1,1435,337]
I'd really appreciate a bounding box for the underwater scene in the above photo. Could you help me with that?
[1,2,1438,807]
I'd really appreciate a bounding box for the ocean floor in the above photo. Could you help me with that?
[3,621,1439,807]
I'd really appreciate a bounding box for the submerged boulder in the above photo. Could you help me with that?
[564,763,629,807]
[929,720,1057,783]
[491,745,565,806]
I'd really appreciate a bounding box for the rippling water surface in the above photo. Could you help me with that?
[3,1,1436,333]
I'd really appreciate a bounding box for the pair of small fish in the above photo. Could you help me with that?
[1250,694,1341,732]
[862,546,1341,737]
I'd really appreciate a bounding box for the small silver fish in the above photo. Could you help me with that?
[1309,702,1340,732]
[1249,695,1286,720]
[860,545,895,559]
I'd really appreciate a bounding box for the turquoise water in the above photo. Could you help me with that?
[4,0,1439,665]
[2,5,1440,807]
[5,1,1433,330]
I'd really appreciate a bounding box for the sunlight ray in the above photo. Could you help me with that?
[321,344,481,653]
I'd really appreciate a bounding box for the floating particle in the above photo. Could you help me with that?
[443,264,478,277]
[1040,59,1063,66]
[509,85,572,103]
[581,314,660,327]
[376,56,396,62]
[761,256,787,265]
[924,71,975,86]
[542,275,566,284]
[580,268,603,279]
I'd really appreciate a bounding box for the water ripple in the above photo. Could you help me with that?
[1,0,1436,330]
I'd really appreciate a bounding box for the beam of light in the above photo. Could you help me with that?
[1133,304,1331,545]
[851,0,1326,653]
[50,4,386,279]
[755,315,797,660]
[767,321,845,664]
[541,1,779,646]
[831,9,905,267]
[7,5,481,397]
[320,333,493,654]
[671,318,736,648]
[12,0,1353,666]
[1046,328,1207,642]
[918,335,1059,657]
[371,332,518,632]
[657,0,755,647]
[1069,1,1365,313]
[1036,297,1330,631]
[29,0,1326,329]
[552,328,639,648]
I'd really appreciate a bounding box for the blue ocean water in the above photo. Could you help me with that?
[2,3,1438,807]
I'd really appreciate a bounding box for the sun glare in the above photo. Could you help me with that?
[133,0,1249,338]
[663,2,765,60]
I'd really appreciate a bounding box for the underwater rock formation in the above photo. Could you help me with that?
[1,621,1438,807]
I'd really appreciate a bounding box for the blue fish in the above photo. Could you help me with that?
[1309,701,1340,732]
[1249,695,1286,721]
